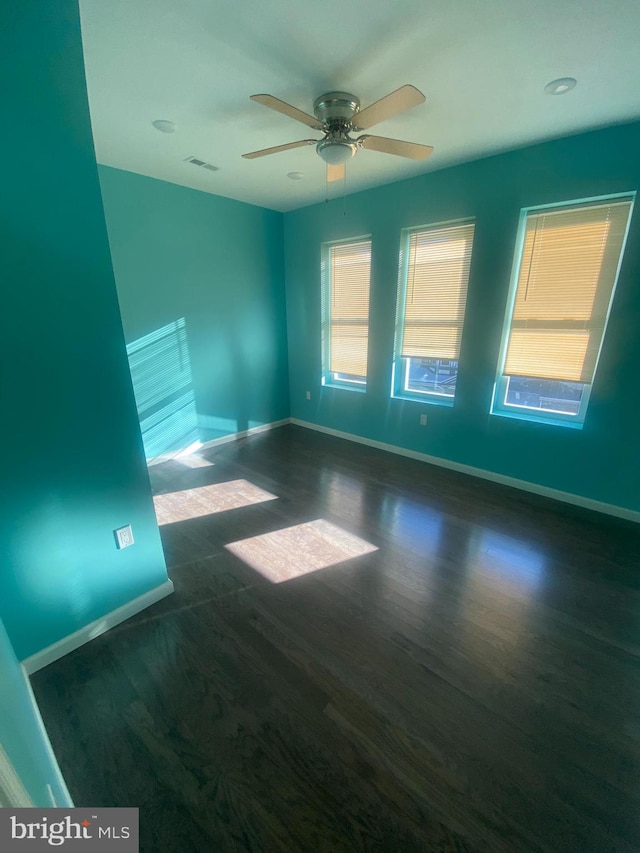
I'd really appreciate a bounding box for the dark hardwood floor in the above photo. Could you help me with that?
[31,424,640,852]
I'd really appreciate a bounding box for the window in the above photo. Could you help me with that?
[321,238,372,390]
[392,219,475,404]
[492,194,634,427]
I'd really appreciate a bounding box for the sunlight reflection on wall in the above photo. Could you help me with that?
[127,318,199,458]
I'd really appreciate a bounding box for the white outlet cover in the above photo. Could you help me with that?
[420,414,428,425]
[114,525,134,549]
[306,391,311,400]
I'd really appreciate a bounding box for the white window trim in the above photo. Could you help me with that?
[321,236,371,392]
[391,217,473,406]
[400,358,457,400]
[492,375,592,428]
[491,191,635,428]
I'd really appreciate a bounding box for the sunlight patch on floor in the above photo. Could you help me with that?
[175,454,214,469]
[154,480,277,525]
[225,519,377,583]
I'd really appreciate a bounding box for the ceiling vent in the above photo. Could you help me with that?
[184,155,219,171]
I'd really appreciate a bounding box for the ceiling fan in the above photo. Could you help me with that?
[242,84,433,181]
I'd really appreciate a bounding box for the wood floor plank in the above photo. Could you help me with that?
[31,424,640,852]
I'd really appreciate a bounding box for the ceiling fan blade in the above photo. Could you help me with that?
[360,135,433,160]
[250,94,323,130]
[352,84,425,130]
[327,163,345,182]
[242,139,317,159]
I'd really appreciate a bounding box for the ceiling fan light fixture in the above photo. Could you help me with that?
[244,85,431,173]
[316,139,357,166]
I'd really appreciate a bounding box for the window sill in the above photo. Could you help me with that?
[490,408,584,429]
[322,381,367,394]
[392,392,454,408]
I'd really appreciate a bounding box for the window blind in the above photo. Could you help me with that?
[400,222,474,361]
[504,199,632,382]
[328,240,372,377]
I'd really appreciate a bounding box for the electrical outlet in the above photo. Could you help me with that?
[306,390,311,400]
[114,524,134,549]
[420,414,428,426]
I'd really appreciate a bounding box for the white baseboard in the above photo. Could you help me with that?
[16,670,75,807]
[147,440,204,466]
[291,418,640,524]
[198,417,291,451]
[146,418,291,464]
[21,579,175,675]
[0,741,35,808]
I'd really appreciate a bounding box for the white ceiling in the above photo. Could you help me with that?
[79,0,640,212]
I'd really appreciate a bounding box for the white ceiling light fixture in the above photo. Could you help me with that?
[544,78,577,95]
[316,137,357,165]
[152,119,176,133]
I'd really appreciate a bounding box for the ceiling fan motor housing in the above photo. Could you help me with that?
[313,92,361,164]
[313,92,360,127]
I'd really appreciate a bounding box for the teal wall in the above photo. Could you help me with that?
[0,619,71,806]
[1,0,169,660]
[284,121,640,512]
[98,166,289,456]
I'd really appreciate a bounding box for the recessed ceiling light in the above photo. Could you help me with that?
[544,78,577,96]
[152,119,176,133]
[287,171,304,181]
